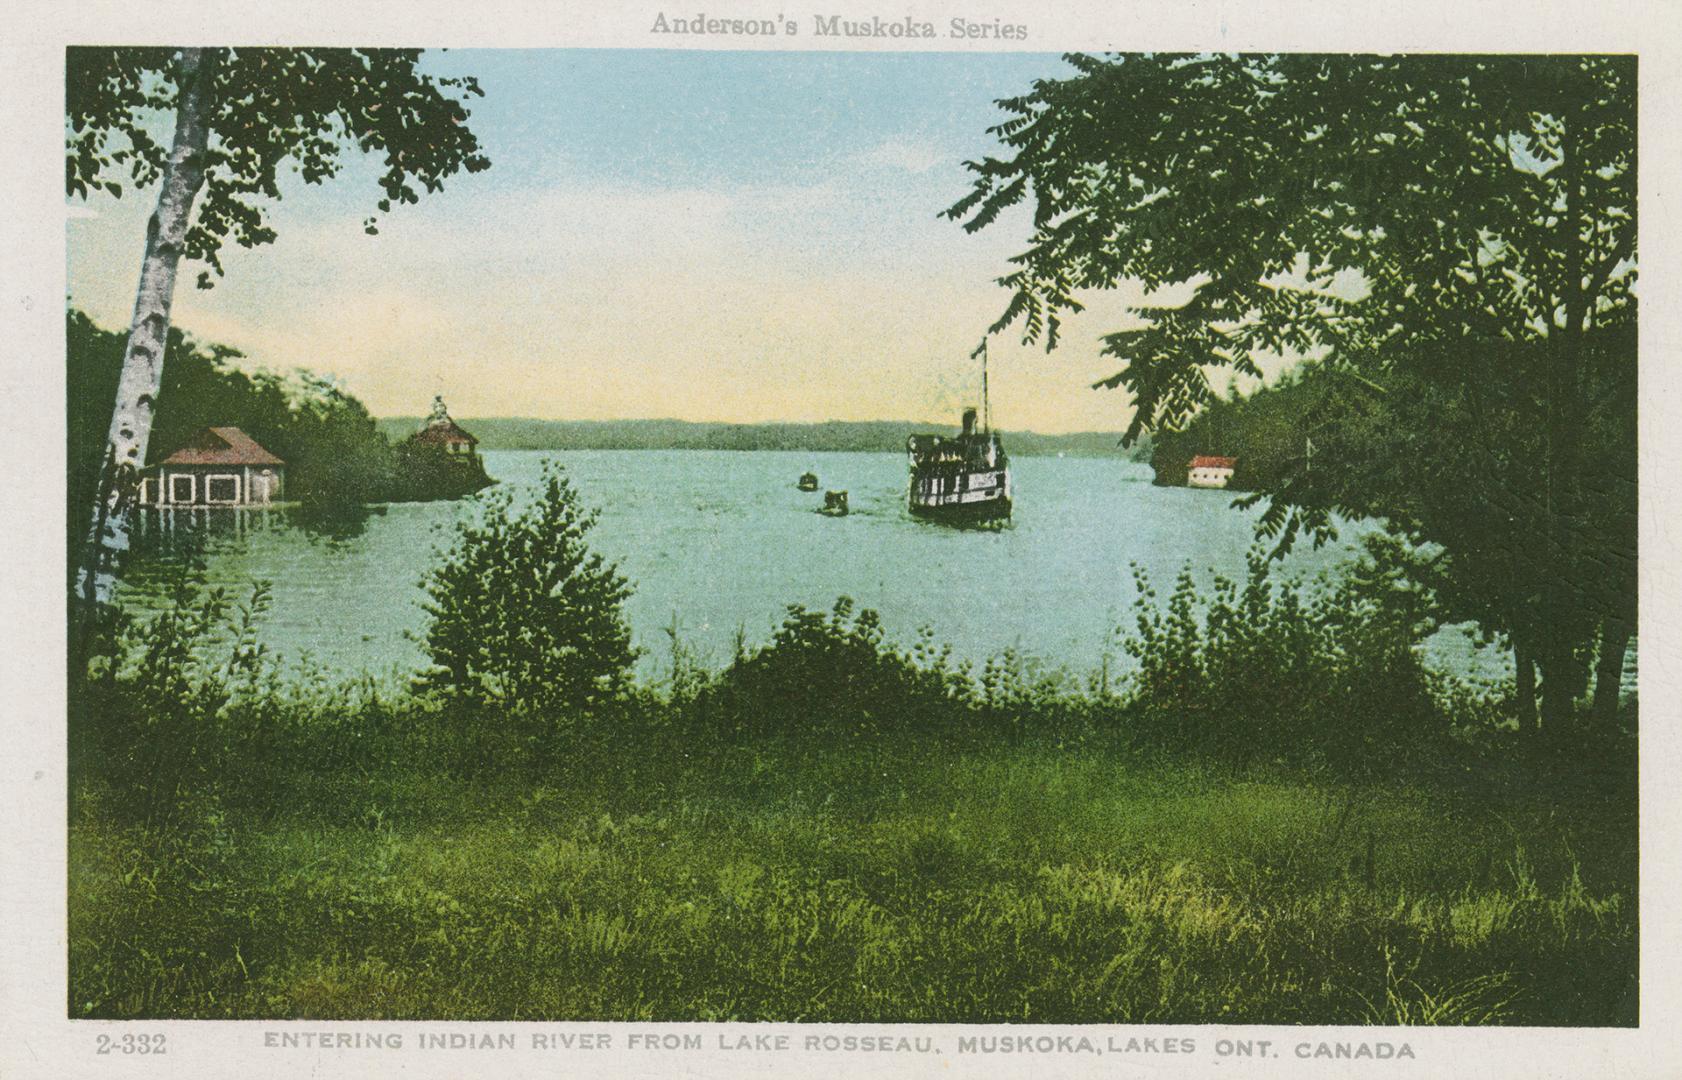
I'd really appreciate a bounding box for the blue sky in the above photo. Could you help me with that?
[444,50,1064,189]
[68,49,1166,432]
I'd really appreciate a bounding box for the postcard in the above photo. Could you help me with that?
[3,1,1679,1077]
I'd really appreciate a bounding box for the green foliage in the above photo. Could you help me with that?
[274,372,401,505]
[692,598,1103,747]
[64,478,1635,1022]
[950,53,1634,446]
[67,309,482,514]
[374,416,1133,457]
[66,556,1634,1023]
[391,436,494,501]
[1120,552,1448,773]
[700,598,960,741]
[951,53,1638,731]
[70,579,290,829]
[68,728,1635,1023]
[67,47,490,284]
[67,310,128,558]
[1147,366,1322,493]
[1145,333,1637,729]
[73,584,228,828]
[693,543,1465,771]
[1280,334,1638,723]
[417,463,636,720]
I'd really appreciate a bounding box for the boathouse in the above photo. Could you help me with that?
[140,427,285,506]
[1187,455,1237,489]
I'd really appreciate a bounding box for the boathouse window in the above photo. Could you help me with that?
[139,478,154,505]
[169,474,195,504]
[206,475,238,503]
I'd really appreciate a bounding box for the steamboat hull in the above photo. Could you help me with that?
[907,493,1012,526]
[906,427,1012,526]
[907,398,1011,527]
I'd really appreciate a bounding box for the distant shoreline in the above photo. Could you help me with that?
[376,417,1151,459]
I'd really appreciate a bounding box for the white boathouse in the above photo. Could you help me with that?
[139,427,285,506]
[1187,455,1237,489]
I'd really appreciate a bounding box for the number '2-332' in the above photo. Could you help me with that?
[95,1033,167,1055]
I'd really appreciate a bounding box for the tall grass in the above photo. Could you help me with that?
[68,735,1634,1022]
[65,487,1637,1024]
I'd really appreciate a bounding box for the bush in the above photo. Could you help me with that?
[1119,550,1451,773]
[417,464,636,720]
[698,598,963,742]
[71,581,243,828]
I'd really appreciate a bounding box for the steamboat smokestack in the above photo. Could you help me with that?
[962,407,978,436]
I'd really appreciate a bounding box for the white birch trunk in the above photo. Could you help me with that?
[74,48,216,617]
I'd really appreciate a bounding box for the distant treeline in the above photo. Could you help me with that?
[377,416,1150,458]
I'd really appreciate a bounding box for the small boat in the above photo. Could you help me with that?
[907,339,1012,526]
[797,471,819,491]
[821,490,849,516]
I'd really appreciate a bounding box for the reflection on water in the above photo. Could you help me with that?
[107,450,1586,692]
[133,502,385,550]
[285,502,387,543]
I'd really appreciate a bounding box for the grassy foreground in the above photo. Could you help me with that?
[69,733,1635,1024]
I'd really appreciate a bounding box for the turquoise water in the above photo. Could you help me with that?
[118,449,1514,688]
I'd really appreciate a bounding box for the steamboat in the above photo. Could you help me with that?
[906,339,1012,525]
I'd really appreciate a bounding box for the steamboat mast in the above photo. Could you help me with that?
[905,338,1012,526]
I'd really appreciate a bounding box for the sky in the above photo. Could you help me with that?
[67,49,1176,433]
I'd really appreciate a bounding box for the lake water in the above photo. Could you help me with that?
[118,449,1516,689]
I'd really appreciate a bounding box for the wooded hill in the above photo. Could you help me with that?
[377,416,1148,458]
[1148,370,1324,490]
[68,310,486,521]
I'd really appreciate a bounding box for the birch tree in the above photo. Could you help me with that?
[948,53,1636,735]
[67,47,490,629]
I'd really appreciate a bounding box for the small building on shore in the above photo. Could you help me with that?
[394,396,493,500]
[1187,455,1237,489]
[139,427,285,506]
[409,396,481,465]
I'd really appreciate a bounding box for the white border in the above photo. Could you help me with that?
[4,2,1679,1078]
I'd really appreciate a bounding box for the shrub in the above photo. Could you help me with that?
[1120,550,1450,773]
[71,581,240,827]
[699,597,961,742]
[417,463,636,719]
[75,577,394,820]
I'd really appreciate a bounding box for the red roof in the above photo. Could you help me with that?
[160,427,284,466]
[1188,455,1237,470]
[411,418,478,446]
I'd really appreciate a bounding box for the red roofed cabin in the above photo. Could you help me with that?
[1187,455,1237,489]
[411,396,481,464]
[140,427,285,506]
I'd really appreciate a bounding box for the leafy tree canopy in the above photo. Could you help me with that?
[950,53,1637,728]
[67,310,485,524]
[948,52,1634,442]
[66,47,491,284]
